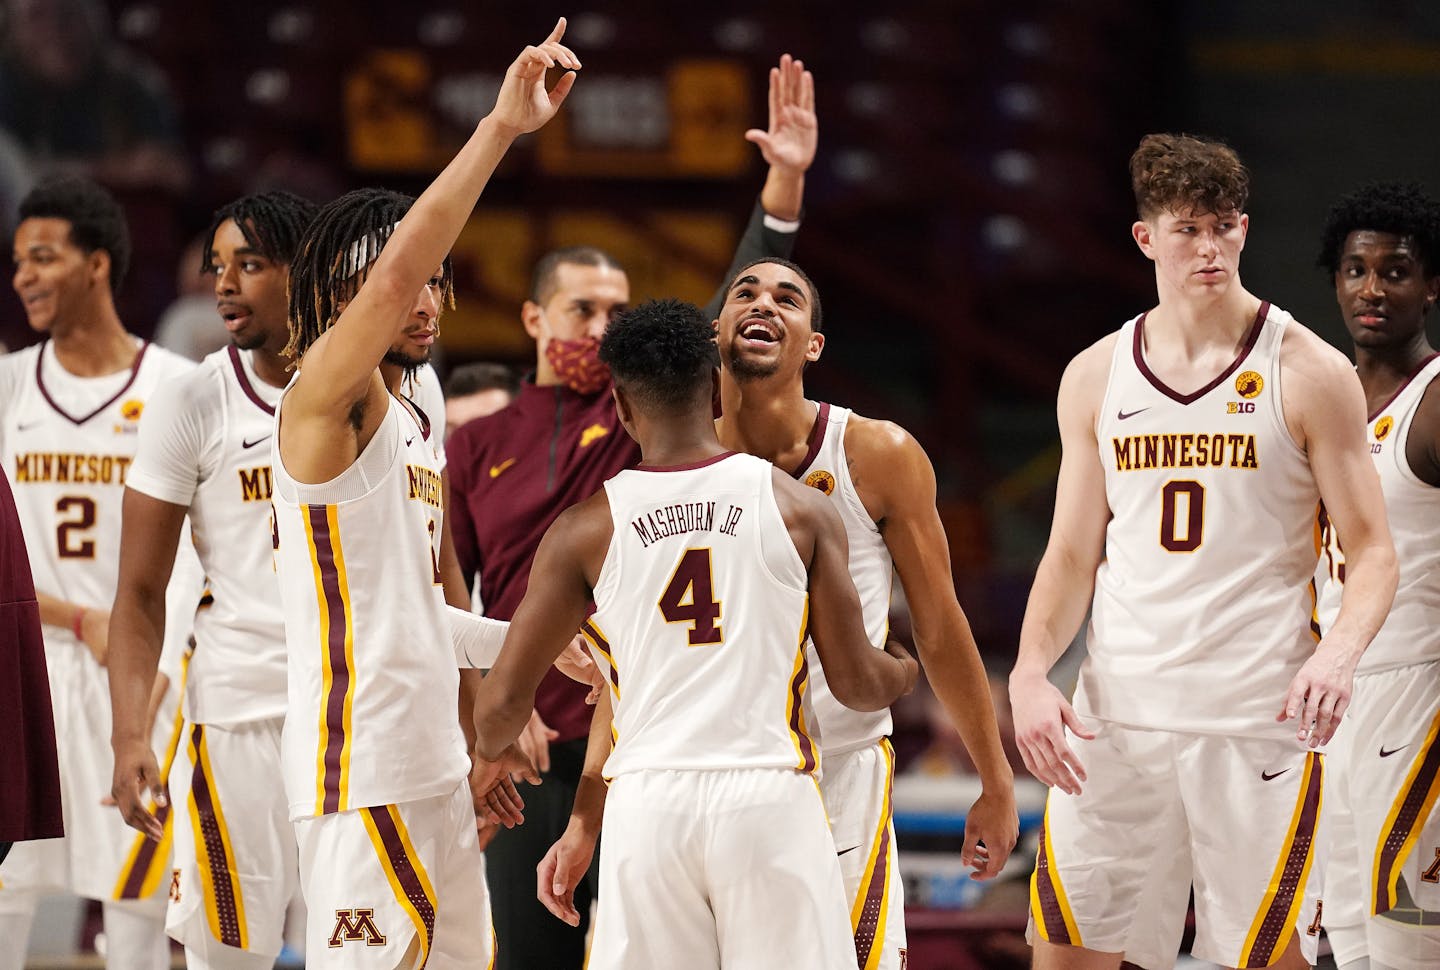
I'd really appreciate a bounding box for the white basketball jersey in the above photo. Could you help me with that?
[1316,354,1440,671]
[587,452,820,777]
[271,391,467,819]
[0,340,194,646]
[1080,303,1321,741]
[127,345,288,725]
[791,402,894,755]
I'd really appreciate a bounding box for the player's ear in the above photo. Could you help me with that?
[1131,220,1155,259]
[611,384,634,429]
[806,331,825,363]
[522,300,544,340]
[89,249,111,288]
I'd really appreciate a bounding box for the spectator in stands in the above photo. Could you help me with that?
[444,361,519,439]
[0,0,187,193]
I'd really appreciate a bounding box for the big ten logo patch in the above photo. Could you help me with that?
[1235,371,1264,399]
[330,908,386,948]
[805,469,836,495]
[1226,401,1255,414]
[114,398,145,434]
[169,869,181,902]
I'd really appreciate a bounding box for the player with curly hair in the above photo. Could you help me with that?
[1010,133,1398,970]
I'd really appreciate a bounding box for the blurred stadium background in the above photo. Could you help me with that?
[4,0,1439,966]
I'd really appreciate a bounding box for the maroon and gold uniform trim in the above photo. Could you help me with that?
[185,725,248,949]
[113,653,189,901]
[37,339,150,425]
[361,805,438,968]
[785,599,817,774]
[304,504,357,816]
[579,619,620,700]
[852,739,897,970]
[1238,752,1322,968]
[1029,802,1082,947]
[1372,706,1440,915]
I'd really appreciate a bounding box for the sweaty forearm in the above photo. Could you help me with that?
[1324,538,1398,660]
[916,615,1013,788]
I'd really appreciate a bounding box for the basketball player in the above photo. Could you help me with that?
[446,52,817,969]
[710,256,1016,968]
[269,23,577,968]
[0,176,196,969]
[1009,134,1397,970]
[470,298,918,970]
[107,190,318,970]
[1314,182,1440,970]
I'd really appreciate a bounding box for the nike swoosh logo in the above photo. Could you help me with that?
[241,435,271,449]
[1260,768,1291,781]
[837,845,860,857]
[1117,407,1150,420]
[16,420,43,431]
[490,458,517,479]
[405,436,416,447]
[1379,745,1409,758]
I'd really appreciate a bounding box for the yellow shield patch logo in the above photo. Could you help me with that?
[1235,371,1264,400]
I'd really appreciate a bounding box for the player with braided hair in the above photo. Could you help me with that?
[268,23,577,968]
[108,189,319,970]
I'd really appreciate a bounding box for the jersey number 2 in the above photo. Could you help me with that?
[659,548,722,646]
[56,496,97,559]
[1160,480,1204,552]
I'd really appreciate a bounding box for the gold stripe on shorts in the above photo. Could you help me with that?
[1372,705,1440,915]
[851,739,896,970]
[185,725,248,949]
[1238,751,1322,968]
[362,804,439,966]
[1029,800,1082,947]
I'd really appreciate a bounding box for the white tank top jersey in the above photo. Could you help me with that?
[1079,303,1322,741]
[271,389,467,819]
[126,345,288,726]
[586,451,820,778]
[1316,354,1440,672]
[0,340,194,649]
[790,402,894,755]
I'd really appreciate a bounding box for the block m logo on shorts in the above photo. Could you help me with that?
[329,908,387,948]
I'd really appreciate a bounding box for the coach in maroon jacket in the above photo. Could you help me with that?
[446,54,817,970]
[0,463,62,864]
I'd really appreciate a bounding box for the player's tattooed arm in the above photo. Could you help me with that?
[1010,338,1113,796]
[537,690,612,926]
[777,469,917,709]
[1279,328,1397,746]
[847,416,1018,879]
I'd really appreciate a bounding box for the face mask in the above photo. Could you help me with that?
[545,336,610,394]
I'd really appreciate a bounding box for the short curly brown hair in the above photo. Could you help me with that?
[1130,133,1250,220]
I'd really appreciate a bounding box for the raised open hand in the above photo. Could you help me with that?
[745,54,817,176]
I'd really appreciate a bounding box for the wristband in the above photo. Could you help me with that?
[72,608,86,640]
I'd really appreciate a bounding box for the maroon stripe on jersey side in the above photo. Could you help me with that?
[117,800,172,899]
[365,806,436,953]
[188,725,244,947]
[1134,303,1268,405]
[1374,716,1440,914]
[1245,753,1322,967]
[227,344,276,416]
[309,505,350,815]
[637,451,738,473]
[853,817,891,966]
[1366,352,1440,422]
[791,401,831,479]
[36,339,151,426]
[1032,818,1072,945]
[580,620,620,693]
[788,655,817,773]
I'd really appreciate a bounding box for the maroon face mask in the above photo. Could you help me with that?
[545,336,610,394]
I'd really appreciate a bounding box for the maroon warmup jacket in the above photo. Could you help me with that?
[0,468,62,843]
[448,198,798,741]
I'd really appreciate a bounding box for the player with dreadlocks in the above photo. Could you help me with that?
[1314,182,1440,970]
[108,189,320,970]
[267,22,578,968]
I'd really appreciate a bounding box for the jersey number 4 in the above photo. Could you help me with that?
[1160,480,1204,553]
[659,548,723,646]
